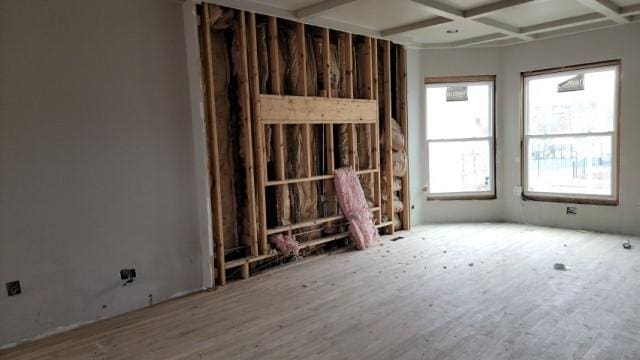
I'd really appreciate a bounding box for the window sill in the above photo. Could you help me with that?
[521,193,618,206]
[427,194,496,201]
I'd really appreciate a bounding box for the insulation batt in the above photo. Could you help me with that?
[380,118,405,152]
[334,167,380,250]
[269,234,300,256]
[392,149,408,177]
[209,7,239,250]
[280,26,318,239]
[381,176,402,198]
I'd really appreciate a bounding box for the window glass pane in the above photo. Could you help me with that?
[526,68,616,135]
[429,140,491,194]
[527,136,612,196]
[426,84,491,140]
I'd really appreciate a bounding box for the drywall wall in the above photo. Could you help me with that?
[0,0,205,346]
[407,48,427,225]
[418,24,640,235]
[501,24,640,236]
[418,47,504,223]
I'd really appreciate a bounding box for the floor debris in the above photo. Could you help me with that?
[390,236,404,242]
[553,263,570,271]
[623,240,632,249]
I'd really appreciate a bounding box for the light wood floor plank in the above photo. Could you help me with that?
[2,223,639,360]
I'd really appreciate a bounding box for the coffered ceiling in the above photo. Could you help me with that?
[207,0,640,47]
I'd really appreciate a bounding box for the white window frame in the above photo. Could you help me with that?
[425,76,496,200]
[521,61,620,205]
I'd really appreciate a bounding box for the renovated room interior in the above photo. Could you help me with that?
[1,0,639,358]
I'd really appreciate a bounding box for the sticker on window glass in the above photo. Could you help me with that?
[557,74,584,92]
[446,86,468,101]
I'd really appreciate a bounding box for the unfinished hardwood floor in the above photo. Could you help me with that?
[2,223,640,360]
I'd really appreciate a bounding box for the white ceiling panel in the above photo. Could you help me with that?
[405,19,497,43]
[486,0,594,28]
[438,0,498,10]
[320,0,440,30]
[253,0,323,11]
[616,0,640,6]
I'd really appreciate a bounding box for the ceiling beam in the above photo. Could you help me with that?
[408,0,534,40]
[474,18,533,40]
[411,0,464,19]
[520,13,606,34]
[449,33,510,47]
[577,0,629,24]
[295,0,357,18]
[621,4,640,16]
[465,0,535,19]
[532,19,617,39]
[381,17,452,36]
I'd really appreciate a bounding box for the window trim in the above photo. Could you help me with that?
[520,60,621,206]
[424,75,497,201]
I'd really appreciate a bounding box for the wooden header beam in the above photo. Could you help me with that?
[259,95,378,124]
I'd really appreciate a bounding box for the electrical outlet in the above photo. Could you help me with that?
[566,207,577,215]
[6,280,21,296]
[120,268,137,280]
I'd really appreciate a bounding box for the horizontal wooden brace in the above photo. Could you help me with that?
[260,95,378,124]
[376,221,393,229]
[224,232,353,270]
[266,169,378,186]
[224,253,279,270]
[267,215,346,235]
[267,206,381,235]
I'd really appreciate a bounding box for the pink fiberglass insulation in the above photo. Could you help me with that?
[334,167,381,250]
[269,234,301,256]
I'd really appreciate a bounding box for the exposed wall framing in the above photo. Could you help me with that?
[198,3,410,286]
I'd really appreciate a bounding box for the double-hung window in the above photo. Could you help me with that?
[522,61,620,205]
[425,76,496,199]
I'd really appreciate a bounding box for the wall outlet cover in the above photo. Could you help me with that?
[6,280,21,296]
[120,268,137,280]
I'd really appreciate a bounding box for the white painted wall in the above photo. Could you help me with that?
[0,0,207,346]
[501,24,640,236]
[407,48,427,226]
[418,47,505,223]
[416,24,640,235]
